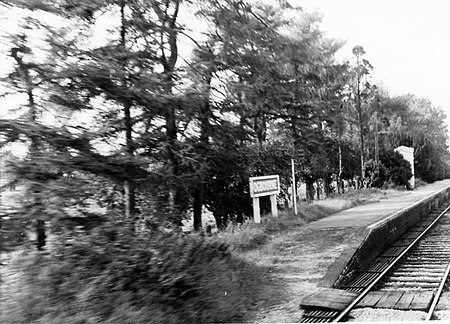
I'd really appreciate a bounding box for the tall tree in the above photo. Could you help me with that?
[49,0,189,222]
[274,12,344,200]
[152,0,183,212]
[190,0,294,227]
[350,45,373,182]
[0,1,161,225]
[7,33,48,249]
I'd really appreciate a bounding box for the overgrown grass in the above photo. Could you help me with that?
[1,224,279,324]
[216,209,309,252]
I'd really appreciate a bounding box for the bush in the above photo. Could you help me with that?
[364,159,387,188]
[381,151,413,189]
[364,152,413,189]
[2,222,269,324]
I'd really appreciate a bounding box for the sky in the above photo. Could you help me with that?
[2,1,450,126]
[299,0,450,125]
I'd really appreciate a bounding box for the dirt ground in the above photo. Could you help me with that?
[244,225,361,322]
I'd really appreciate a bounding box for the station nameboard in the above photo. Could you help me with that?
[249,175,280,198]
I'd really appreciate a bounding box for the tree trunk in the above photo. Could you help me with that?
[316,180,321,200]
[213,212,225,231]
[193,184,203,231]
[323,175,331,197]
[374,107,379,165]
[166,104,179,211]
[120,2,135,220]
[255,113,267,145]
[153,1,181,219]
[237,76,247,145]
[357,83,365,182]
[338,143,343,194]
[305,177,315,202]
[36,219,46,250]
[353,46,368,183]
[192,70,213,231]
[124,100,135,219]
[236,210,244,224]
[11,47,46,250]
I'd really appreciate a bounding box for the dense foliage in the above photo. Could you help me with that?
[365,151,413,189]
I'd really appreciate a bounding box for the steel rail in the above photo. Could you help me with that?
[425,261,450,321]
[333,204,450,322]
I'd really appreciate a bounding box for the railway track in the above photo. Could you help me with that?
[300,203,450,323]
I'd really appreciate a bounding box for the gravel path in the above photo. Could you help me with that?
[348,308,426,322]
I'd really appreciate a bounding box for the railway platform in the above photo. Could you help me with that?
[311,179,450,287]
[298,179,450,322]
[309,179,450,230]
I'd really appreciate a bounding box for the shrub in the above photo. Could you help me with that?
[381,151,413,189]
[364,159,387,188]
[2,222,269,324]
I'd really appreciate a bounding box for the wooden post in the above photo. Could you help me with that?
[253,197,261,223]
[270,194,278,217]
[292,159,298,215]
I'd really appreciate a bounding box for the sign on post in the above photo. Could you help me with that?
[249,175,280,223]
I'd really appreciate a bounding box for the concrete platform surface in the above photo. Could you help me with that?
[309,179,450,230]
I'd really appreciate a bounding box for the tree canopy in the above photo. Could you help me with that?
[0,0,449,236]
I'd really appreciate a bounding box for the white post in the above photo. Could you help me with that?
[253,197,261,223]
[292,159,298,215]
[270,194,278,217]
